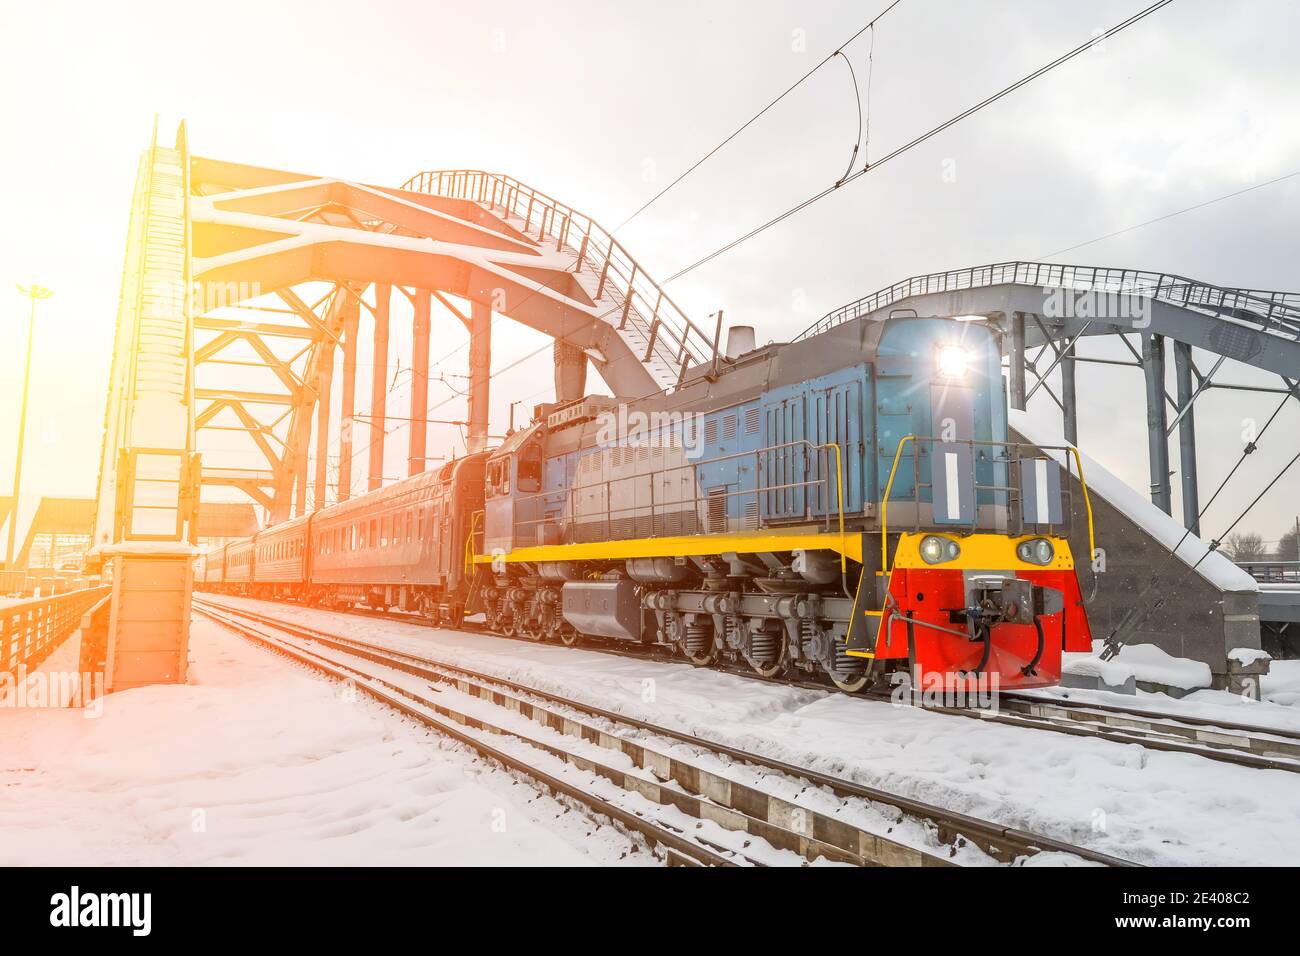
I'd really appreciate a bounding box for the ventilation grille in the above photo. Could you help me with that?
[707,488,728,533]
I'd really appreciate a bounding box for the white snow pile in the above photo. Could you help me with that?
[1007,409,1257,593]
[1229,647,1272,667]
[1061,651,1134,687]
[1066,640,1212,691]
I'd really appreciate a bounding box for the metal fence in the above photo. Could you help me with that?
[401,169,720,383]
[1236,559,1300,583]
[796,261,1300,342]
[0,586,112,677]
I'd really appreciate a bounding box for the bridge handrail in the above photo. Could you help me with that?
[796,261,1300,342]
[1235,558,1300,583]
[402,169,718,382]
[0,585,112,678]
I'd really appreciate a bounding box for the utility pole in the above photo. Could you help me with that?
[6,285,52,570]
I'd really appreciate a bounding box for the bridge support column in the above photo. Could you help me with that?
[338,295,360,501]
[553,339,587,403]
[1173,340,1201,534]
[369,284,391,491]
[1009,312,1026,411]
[467,300,491,454]
[1142,332,1172,515]
[1061,337,1078,446]
[409,290,431,475]
[313,339,335,509]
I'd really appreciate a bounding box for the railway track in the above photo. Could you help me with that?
[238,594,1300,775]
[195,595,1135,868]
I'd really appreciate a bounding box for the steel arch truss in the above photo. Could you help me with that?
[184,156,719,522]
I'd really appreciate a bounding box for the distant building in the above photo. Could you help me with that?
[195,501,259,550]
[0,497,258,572]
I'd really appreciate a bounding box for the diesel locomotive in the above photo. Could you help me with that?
[199,314,1097,692]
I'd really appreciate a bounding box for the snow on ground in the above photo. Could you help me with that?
[1261,660,1300,707]
[1032,645,1300,735]
[203,595,1300,867]
[0,618,645,867]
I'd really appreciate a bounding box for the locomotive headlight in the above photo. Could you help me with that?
[1017,537,1055,565]
[936,344,973,380]
[919,534,960,564]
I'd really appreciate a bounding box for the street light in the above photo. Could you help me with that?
[6,284,52,570]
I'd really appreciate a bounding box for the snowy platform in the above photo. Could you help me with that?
[0,619,639,866]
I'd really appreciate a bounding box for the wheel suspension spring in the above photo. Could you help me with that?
[683,622,711,656]
[749,629,780,665]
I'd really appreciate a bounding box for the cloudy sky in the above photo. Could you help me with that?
[0,0,1297,548]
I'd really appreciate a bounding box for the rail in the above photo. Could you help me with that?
[401,169,719,383]
[0,585,112,678]
[474,439,848,560]
[878,436,1095,574]
[797,261,1300,342]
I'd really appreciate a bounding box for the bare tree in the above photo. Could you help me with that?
[1276,526,1300,561]
[1226,532,1267,562]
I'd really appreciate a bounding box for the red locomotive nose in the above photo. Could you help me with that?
[878,565,1090,693]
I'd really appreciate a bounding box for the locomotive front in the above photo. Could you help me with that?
[846,318,1095,692]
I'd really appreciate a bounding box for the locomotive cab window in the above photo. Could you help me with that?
[517,442,542,493]
[487,459,510,496]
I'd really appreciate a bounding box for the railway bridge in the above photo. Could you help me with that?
[64,122,1300,691]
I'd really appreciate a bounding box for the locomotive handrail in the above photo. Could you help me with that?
[878,435,1096,576]
[465,510,484,576]
[479,437,848,557]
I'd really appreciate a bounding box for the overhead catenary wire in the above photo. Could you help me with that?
[833,50,864,185]
[338,0,1176,478]
[1040,167,1300,259]
[661,0,1176,285]
[612,0,906,233]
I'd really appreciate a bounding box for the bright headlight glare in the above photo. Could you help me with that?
[936,344,973,379]
[1017,537,1055,565]
[920,535,960,564]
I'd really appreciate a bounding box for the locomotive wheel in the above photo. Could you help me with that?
[750,657,785,678]
[827,671,869,693]
[557,625,581,647]
[501,621,517,638]
[681,642,718,666]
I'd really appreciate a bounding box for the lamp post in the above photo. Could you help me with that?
[6,284,52,570]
